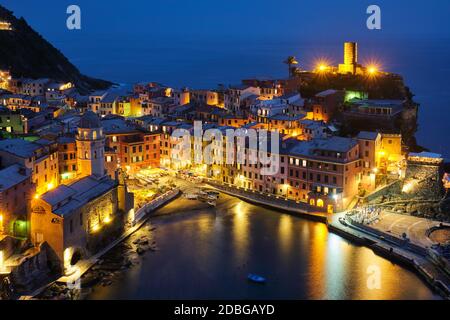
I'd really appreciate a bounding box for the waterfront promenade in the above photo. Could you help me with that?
[328,212,450,298]
[202,178,450,298]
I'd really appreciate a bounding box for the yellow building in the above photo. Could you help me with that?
[30,113,134,271]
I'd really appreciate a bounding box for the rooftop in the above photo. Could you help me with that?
[0,164,30,192]
[79,111,101,129]
[288,136,358,157]
[40,176,117,217]
[357,131,380,140]
[0,138,43,158]
[270,114,304,121]
[348,98,404,108]
[316,89,339,97]
[101,118,138,134]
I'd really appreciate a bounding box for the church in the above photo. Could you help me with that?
[30,111,134,272]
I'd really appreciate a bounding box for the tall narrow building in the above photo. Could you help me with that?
[344,42,357,65]
[76,111,105,178]
[339,42,358,75]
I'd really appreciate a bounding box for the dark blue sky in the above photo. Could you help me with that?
[2,0,450,40]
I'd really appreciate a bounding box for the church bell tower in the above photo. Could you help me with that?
[76,111,105,178]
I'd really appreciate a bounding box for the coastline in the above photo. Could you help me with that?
[25,181,448,300]
[205,181,450,299]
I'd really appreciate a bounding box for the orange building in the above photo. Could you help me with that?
[286,136,362,212]
[57,136,78,183]
[104,123,160,174]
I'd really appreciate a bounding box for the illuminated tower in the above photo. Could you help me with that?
[344,42,357,65]
[76,111,105,178]
[339,42,358,75]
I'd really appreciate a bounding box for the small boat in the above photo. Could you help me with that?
[247,274,266,284]
[184,194,198,200]
[206,191,220,199]
[207,200,216,206]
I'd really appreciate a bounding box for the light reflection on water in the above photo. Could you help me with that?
[86,194,440,300]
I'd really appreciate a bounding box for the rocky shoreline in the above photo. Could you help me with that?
[37,224,158,300]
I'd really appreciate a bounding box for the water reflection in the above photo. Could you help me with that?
[232,201,249,265]
[86,194,440,300]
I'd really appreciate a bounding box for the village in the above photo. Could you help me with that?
[0,40,449,299]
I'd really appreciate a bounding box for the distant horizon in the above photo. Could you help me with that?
[3,1,450,40]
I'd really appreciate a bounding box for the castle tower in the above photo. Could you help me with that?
[344,42,357,65]
[339,42,358,75]
[76,111,105,178]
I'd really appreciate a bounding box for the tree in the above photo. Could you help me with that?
[283,56,299,78]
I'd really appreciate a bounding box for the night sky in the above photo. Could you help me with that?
[2,0,450,41]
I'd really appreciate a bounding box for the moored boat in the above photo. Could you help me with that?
[247,274,266,283]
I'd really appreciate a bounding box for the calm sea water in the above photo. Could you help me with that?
[86,194,439,300]
[54,36,450,158]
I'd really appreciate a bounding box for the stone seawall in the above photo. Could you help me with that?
[206,181,327,222]
[133,189,180,223]
[328,214,450,299]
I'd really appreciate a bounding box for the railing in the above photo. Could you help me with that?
[205,179,324,215]
[133,188,180,223]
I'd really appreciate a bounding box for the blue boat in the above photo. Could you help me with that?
[247,273,266,283]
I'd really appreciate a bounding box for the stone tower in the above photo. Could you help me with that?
[76,111,105,178]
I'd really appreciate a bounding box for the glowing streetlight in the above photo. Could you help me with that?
[315,60,330,73]
[367,65,379,75]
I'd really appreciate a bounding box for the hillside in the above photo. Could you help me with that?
[0,5,112,93]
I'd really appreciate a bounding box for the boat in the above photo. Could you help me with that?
[184,193,198,200]
[206,191,220,198]
[247,274,266,284]
[207,200,216,206]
